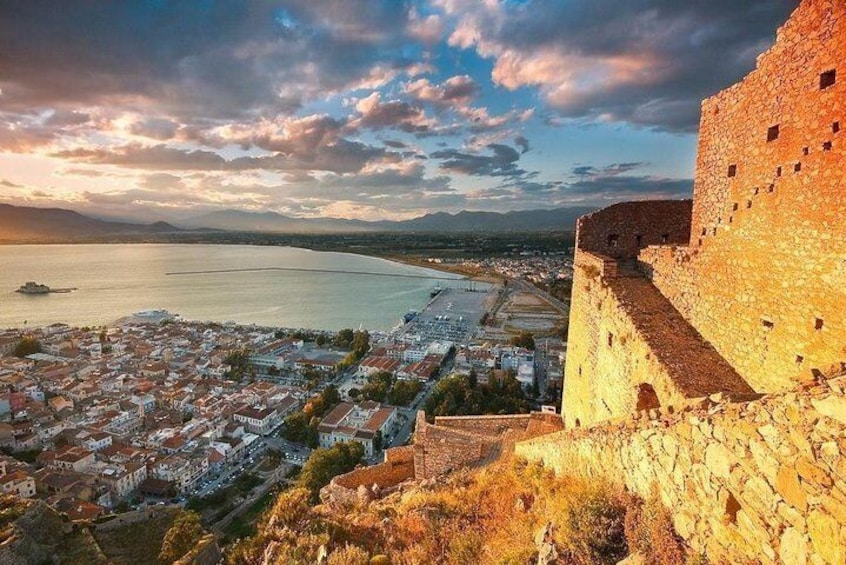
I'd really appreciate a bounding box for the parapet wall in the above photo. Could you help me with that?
[639,0,846,392]
[518,375,846,565]
[575,200,692,261]
[563,250,752,428]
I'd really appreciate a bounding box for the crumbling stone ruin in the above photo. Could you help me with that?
[321,411,563,506]
[515,1,846,563]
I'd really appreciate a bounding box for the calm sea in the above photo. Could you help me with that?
[0,244,462,331]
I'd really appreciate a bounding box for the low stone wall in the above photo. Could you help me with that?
[516,375,846,565]
[321,446,416,507]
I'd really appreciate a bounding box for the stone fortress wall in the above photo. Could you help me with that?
[516,1,846,563]
[517,376,846,565]
[562,0,846,428]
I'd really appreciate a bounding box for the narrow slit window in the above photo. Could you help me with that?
[701,228,707,236]
[635,234,643,247]
[834,122,841,134]
[762,319,774,330]
[803,147,810,156]
[820,69,837,90]
[767,125,780,142]
[727,164,737,178]
[747,200,752,209]
[776,166,782,177]
[796,355,804,365]
[768,184,775,193]
[795,162,802,172]
[661,233,669,244]
[815,318,824,331]
[607,333,614,347]
[823,141,833,151]
[733,202,739,211]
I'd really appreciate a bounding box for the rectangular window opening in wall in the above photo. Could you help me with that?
[776,166,782,177]
[768,184,775,193]
[729,216,733,223]
[698,238,703,246]
[823,141,833,151]
[747,200,752,209]
[635,234,643,247]
[794,162,802,172]
[661,233,669,244]
[727,164,737,177]
[820,69,837,89]
[762,319,774,331]
[834,122,841,134]
[767,125,780,142]
[701,228,707,236]
[803,147,810,156]
[732,202,739,211]
[815,318,824,331]
[754,187,760,195]
[607,333,614,347]
[712,228,717,236]
[796,355,804,365]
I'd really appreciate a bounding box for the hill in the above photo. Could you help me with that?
[180,206,594,233]
[226,458,687,565]
[0,203,182,242]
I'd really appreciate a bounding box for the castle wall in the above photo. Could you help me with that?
[563,253,682,427]
[563,248,752,428]
[574,200,692,261]
[639,0,846,392]
[517,376,846,565]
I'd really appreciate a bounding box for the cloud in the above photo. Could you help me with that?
[351,92,434,133]
[437,0,797,131]
[431,143,523,177]
[404,75,479,108]
[407,8,444,44]
[515,135,530,154]
[0,1,425,121]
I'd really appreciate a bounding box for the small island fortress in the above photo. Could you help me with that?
[515,1,846,562]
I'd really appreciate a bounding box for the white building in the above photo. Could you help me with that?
[317,401,398,458]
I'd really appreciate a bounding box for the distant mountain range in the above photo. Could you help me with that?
[0,203,594,242]
[180,207,594,233]
[0,203,181,241]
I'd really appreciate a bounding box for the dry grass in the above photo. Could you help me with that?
[225,458,695,565]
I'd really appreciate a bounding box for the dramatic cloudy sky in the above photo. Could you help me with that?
[0,0,798,222]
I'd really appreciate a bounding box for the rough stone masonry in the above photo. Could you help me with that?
[516,1,846,563]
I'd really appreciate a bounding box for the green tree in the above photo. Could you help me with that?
[158,510,204,565]
[360,371,393,403]
[316,334,328,347]
[387,379,423,406]
[13,336,41,358]
[509,331,536,351]
[334,329,355,348]
[297,442,364,501]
